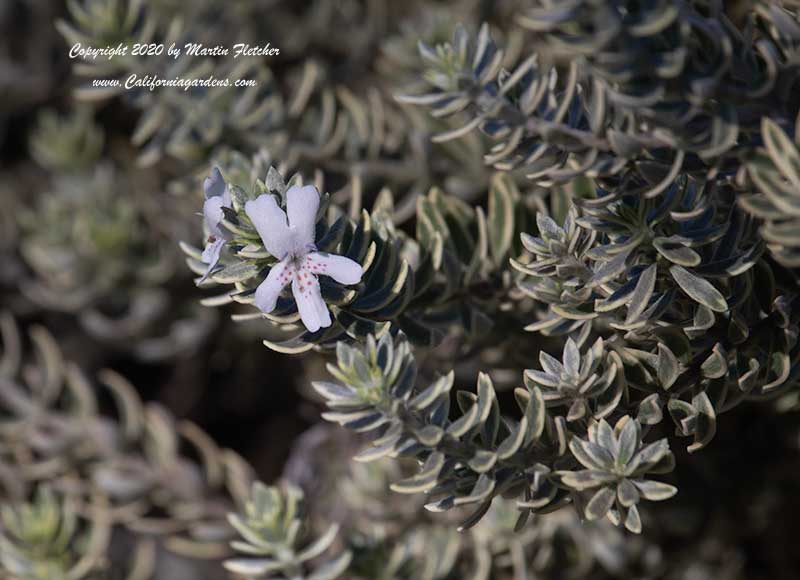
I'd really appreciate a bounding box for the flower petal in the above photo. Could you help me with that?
[199,238,225,282]
[292,275,331,333]
[305,252,362,285]
[204,167,231,207]
[286,185,320,248]
[254,260,294,314]
[245,194,292,259]
[204,167,227,199]
[203,196,227,237]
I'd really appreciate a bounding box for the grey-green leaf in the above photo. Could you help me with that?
[624,504,642,533]
[653,237,701,266]
[588,251,630,288]
[633,480,678,501]
[488,174,516,263]
[585,487,615,520]
[626,264,657,322]
[762,117,800,191]
[670,266,728,312]
[657,344,681,390]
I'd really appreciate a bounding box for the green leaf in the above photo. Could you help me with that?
[762,117,800,191]
[487,173,517,263]
[626,264,657,322]
[266,167,287,197]
[687,392,717,453]
[523,386,546,446]
[391,452,445,493]
[585,487,615,520]
[700,344,728,379]
[224,558,283,576]
[211,261,261,284]
[616,419,639,466]
[563,338,580,375]
[624,504,642,533]
[588,250,630,288]
[630,438,669,472]
[496,418,527,459]
[668,399,697,436]
[669,266,728,312]
[617,479,640,507]
[410,373,454,411]
[452,474,496,506]
[296,524,340,562]
[633,480,678,501]
[653,237,701,266]
[307,551,353,580]
[468,449,498,473]
[569,438,607,471]
[685,304,716,338]
[636,393,663,425]
[656,344,680,390]
[557,469,616,491]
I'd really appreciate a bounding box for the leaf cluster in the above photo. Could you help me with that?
[184,160,534,351]
[0,313,254,578]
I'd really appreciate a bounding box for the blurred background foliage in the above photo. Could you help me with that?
[1,0,800,579]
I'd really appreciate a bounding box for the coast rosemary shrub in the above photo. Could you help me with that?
[181,0,799,554]
[3,0,800,579]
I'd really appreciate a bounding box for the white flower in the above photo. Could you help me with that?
[200,167,231,281]
[244,185,363,333]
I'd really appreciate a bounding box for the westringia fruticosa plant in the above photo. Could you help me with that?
[228,442,675,580]
[281,431,666,580]
[183,0,800,539]
[224,482,352,580]
[0,312,256,579]
[17,107,215,362]
[56,0,516,203]
[4,309,637,580]
[182,155,535,352]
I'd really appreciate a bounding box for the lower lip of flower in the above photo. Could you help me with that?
[289,255,305,267]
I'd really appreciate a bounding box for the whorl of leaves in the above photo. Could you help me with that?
[553,417,676,534]
[332,455,655,580]
[17,107,215,361]
[227,453,657,580]
[524,337,623,423]
[183,158,533,351]
[224,482,351,580]
[400,2,800,186]
[57,0,443,197]
[0,312,254,579]
[313,332,678,534]
[520,1,800,115]
[0,486,108,580]
[29,107,105,174]
[515,179,799,452]
[741,117,800,266]
[332,459,470,580]
[57,0,277,167]
[19,164,160,311]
